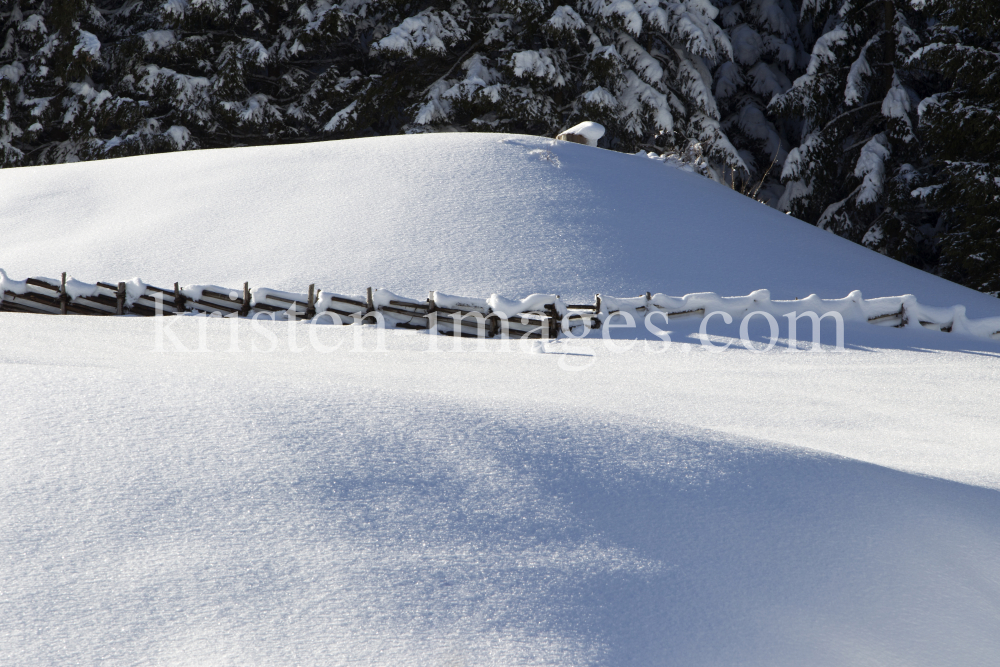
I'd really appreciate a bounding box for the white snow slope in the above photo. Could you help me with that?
[2,132,999,317]
[2,134,1000,666]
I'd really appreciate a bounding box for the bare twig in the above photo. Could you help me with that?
[750,148,781,200]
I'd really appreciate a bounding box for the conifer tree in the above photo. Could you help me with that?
[1,0,151,164]
[712,0,805,204]
[2,0,749,171]
[906,0,1000,294]
[367,0,745,168]
[770,0,925,255]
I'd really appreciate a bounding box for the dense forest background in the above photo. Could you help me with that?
[2,0,997,295]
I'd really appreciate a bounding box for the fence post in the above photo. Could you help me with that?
[240,282,251,317]
[306,284,316,319]
[60,272,68,314]
[544,303,559,338]
[116,282,125,315]
[366,287,374,313]
[174,282,186,313]
[595,294,602,314]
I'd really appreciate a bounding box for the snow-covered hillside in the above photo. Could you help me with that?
[2,133,999,318]
[2,134,999,666]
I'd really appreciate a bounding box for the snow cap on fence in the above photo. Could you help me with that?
[64,277,101,301]
[0,268,28,295]
[373,288,423,309]
[315,290,367,314]
[487,293,567,318]
[431,291,490,312]
[124,278,147,306]
[181,284,239,302]
[251,286,308,309]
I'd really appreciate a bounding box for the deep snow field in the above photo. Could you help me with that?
[2,133,1000,666]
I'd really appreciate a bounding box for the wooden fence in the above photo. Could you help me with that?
[0,273,603,340]
[4,272,999,342]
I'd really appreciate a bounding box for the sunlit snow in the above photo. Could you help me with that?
[2,133,998,666]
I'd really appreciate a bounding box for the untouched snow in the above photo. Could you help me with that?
[1,316,999,666]
[2,133,1000,665]
[2,132,999,318]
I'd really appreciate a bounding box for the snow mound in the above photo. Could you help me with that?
[2,132,998,320]
[557,120,606,145]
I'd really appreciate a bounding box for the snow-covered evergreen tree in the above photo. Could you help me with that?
[0,0,156,164]
[770,0,926,254]
[2,0,748,171]
[712,0,805,204]
[111,0,294,150]
[906,0,1000,295]
[372,0,745,167]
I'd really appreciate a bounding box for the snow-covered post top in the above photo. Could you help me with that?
[556,122,605,147]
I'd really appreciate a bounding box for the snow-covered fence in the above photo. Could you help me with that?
[598,289,1000,340]
[0,271,585,340]
[371,289,568,339]
[0,273,131,316]
[2,270,999,342]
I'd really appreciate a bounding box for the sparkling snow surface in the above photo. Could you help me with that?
[2,317,999,666]
[2,132,999,317]
[2,134,1000,666]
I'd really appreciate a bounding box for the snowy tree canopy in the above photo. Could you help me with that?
[904,0,1000,295]
[0,0,744,166]
[765,0,949,279]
